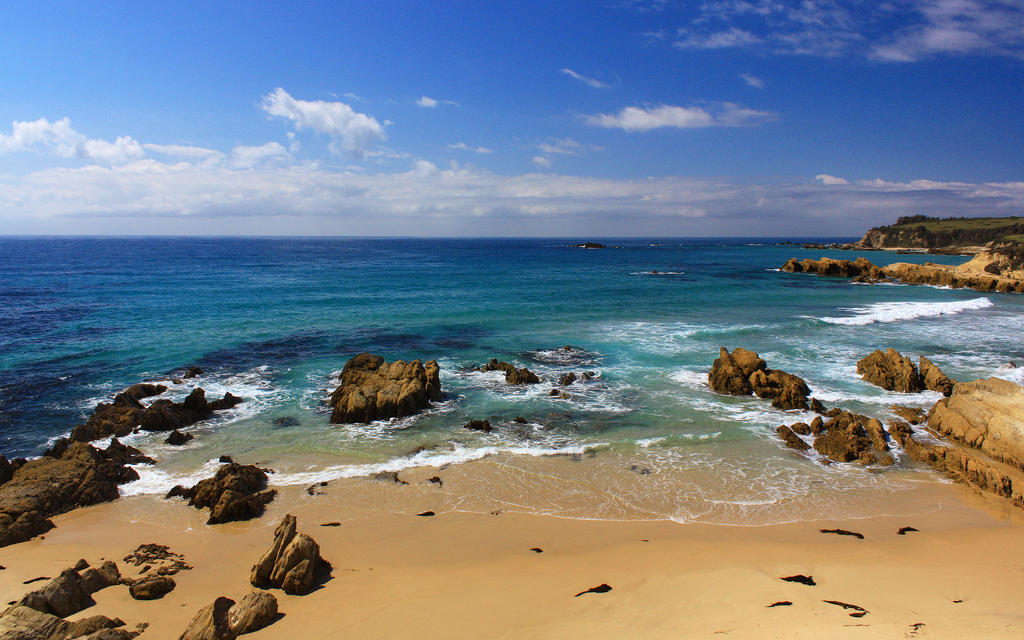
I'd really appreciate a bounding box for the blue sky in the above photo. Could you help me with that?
[1,0,1022,236]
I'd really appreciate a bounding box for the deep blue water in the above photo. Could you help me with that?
[2,237,1022,523]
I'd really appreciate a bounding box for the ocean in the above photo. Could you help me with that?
[2,237,1022,524]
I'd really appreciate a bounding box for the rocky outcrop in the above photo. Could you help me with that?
[475,359,540,385]
[708,347,811,410]
[776,408,892,465]
[17,559,122,620]
[0,605,137,640]
[227,592,278,635]
[70,383,242,442]
[781,256,886,280]
[0,440,153,547]
[141,389,243,432]
[776,425,810,452]
[887,378,1024,506]
[329,353,441,423]
[250,514,331,595]
[179,597,235,640]
[165,430,194,446]
[857,349,955,395]
[882,254,1024,293]
[166,463,276,525]
[857,349,924,393]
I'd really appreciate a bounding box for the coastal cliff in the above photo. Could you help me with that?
[856,215,1024,254]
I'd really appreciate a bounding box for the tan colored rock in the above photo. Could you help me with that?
[708,348,810,410]
[882,254,1024,293]
[776,426,810,452]
[927,378,1024,473]
[227,591,278,635]
[891,405,926,424]
[780,256,885,280]
[329,353,441,423]
[0,605,133,640]
[179,597,236,640]
[166,463,276,525]
[250,514,331,596]
[857,348,924,393]
[919,356,955,396]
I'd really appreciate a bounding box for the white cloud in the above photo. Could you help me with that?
[531,156,553,168]
[585,103,775,131]
[536,138,582,155]
[229,142,292,169]
[448,142,494,154]
[664,0,1024,61]
[560,68,610,89]
[816,174,850,185]
[740,73,765,89]
[416,96,459,108]
[262,87,385,157]
[1,162,1022,236]
[143,143,225,162]
[0,117,145,164]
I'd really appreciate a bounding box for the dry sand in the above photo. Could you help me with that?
[2,468,1024,639]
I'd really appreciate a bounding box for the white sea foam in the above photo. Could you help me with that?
[635,436,667,447]
[814,297,993,326]
[669,368,708,388]
[120,458,224,497]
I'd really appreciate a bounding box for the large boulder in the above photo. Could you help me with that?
[142,389,243,432]
[0,440,154,547]
[227,592,278,635]
[0,605,135,640]
[475,359,540,385]
[919,356,955,396]
[708,347,810,410]
[250,514,331,595]
[329,353,442,423]
[166,463,276,525]
[927,378,1024,472]
[128,575,176,600]
[857,348,924,393]
[179,597,236,640]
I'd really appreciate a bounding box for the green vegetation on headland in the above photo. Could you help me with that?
[859,215,1024,255]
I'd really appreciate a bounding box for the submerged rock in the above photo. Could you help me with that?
[329,353,441,423]
[166,463,276,525]
[475,358,540,385]
[0,440,154,547]
[708,347,810,410]
[250,514,331,595]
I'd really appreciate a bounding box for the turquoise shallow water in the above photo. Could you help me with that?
[2,237,1022,523]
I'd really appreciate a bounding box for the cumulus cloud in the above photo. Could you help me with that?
[740,73,765,88]
[0,117,144,164]
[229,142,292,169]
[560,68,610,89]
[3,161,1020,237]
[661,0,1024,61]
[448,142,494,154]
[531,155,553,168]
[816,174,850,185]
[536,138,583,155]
[585,103,775,131]
[262,87,386,157]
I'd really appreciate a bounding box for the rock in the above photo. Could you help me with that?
[780,256,886,280]
[69,383,168,443]
[809,416,825,435]
[271,417,300,427]
[776,426,810,452]
[329,353,441,423]
[250,514,331,595]
[165,430,194,446]
[184,366,204,379]
[813,417,875,463]
[548,389,570,399]
[708,347,810,409]
[809,398,827,415]
[571,242,606,249]
[864,418,890,452]
[18,568,94,617]
[0,440,153,547]
[166,463,276,525]
[919,356,955,396]
[559,372,577,387]
[927,378,1024,472]
[857,348,924,393]
[369,472,407,485]
[227,591,278,635]
[79,561,121,594]
[881,254,1024,294]
[123,544,191,576]
[464,419,492,432]
[129,575,175,600]
[475,358,540,385]
[179,596,235,640]
[891,405,926,424]
[0,605,133,640]
[142,389,243,432]
[789,422,811,436]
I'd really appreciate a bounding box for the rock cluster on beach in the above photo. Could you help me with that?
[778,409,893,466]
[166,462,276,524]
[708,347,811,410]
[250,514,331,595]
[889,377,1024,505]
[69,383,243,444]
[781,253,1024,293]
[329,352,441,423]
[857,348,954,395]
[0,440,154,547]
[474,358,541,384]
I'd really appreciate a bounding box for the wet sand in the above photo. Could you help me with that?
[2,461,1024,639]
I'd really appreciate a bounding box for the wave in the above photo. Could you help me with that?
[813,297,993,326]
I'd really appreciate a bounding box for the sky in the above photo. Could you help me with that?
[1,0,1022,237]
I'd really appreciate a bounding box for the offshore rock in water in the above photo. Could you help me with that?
[474,358,540,385]
[166,463,276,525]
[329,352,441,423]
[0,440,154,547]
[857,348,955,396]
[141,388,244,432]
[781,256,886,280]
[708,347,810,410]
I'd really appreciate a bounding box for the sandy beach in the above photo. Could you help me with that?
[3,459,1023,640]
